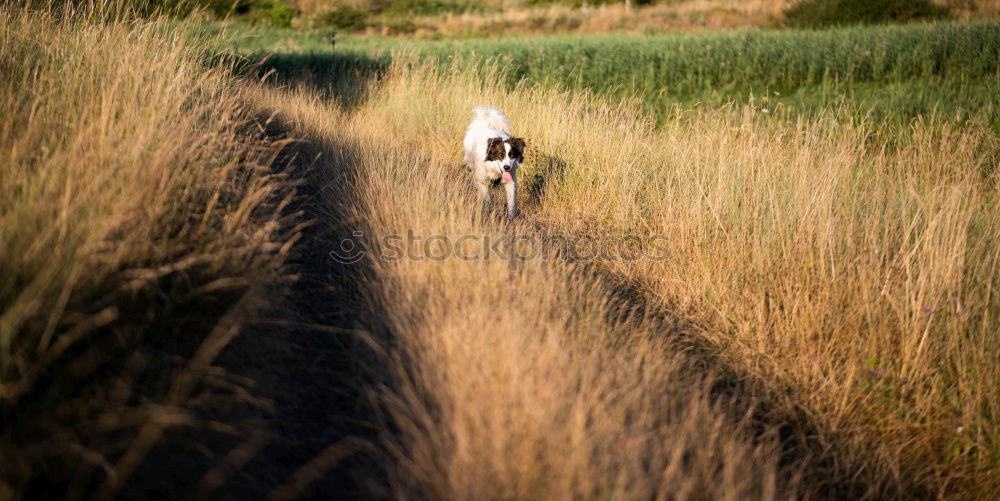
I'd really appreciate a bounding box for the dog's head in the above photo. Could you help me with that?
[486,136,525,172]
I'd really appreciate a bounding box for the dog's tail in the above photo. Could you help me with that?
[470,105,512,135]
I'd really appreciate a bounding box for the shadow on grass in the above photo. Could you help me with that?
[113,109,400,499]
[3,272,260,499]
[1,128,295,499]
[39,48,404,501]
[521,152,568,214]
[208,114,396,500]
[254,51,389,111]
[595,273,923,500]
[518,155,926,499]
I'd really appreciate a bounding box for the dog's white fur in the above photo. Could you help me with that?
[463,105,523,223]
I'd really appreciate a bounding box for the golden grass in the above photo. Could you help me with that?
[252,58,999,497]
[0,7,292,497]
[5,3,999,498]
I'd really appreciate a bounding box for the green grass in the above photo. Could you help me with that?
[227,19,1000,129]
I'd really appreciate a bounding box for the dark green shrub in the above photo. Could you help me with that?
[784,0,951,28]
[197,0,294,26]
[318,5,371,31]
[248,0,295,27]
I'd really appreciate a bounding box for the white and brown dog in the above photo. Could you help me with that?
[462,105,525,223]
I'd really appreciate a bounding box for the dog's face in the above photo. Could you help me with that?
[486,137,525,172]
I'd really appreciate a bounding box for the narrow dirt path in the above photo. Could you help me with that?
[211,116,397,500]
[118,113,399,500]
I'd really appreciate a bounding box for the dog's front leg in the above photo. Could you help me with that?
[504,176,517,223]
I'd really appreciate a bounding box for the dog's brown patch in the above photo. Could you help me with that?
[486,137,506,161]
[507,137,525,161]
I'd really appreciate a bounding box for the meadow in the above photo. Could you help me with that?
[2,2,999,499]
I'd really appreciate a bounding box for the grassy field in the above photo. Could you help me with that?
[3,2,1000,499]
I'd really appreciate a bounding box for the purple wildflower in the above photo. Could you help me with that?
[867,369,886,378]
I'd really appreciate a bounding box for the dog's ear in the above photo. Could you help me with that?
[485,137,506,161]
[507,137,525,161]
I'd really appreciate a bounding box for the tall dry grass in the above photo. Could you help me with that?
[0,7,292,497]
[255,57,998,497]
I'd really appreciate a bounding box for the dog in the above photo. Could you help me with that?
[462,105,525,223]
